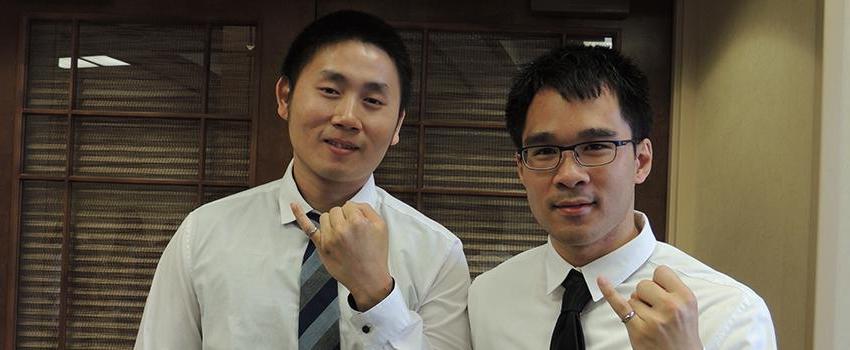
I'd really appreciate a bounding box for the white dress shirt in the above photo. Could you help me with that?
[468,212,776,349]
[135,161,471,350]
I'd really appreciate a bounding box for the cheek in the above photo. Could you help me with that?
[292,95,334,124]
[365,118,402,143]
[522,178,549,206]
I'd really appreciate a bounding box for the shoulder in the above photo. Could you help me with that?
[178,179,282,248]
[375,187,460,246]
[650,242,772,319]
[470,245,546,294]
[650,243,776,346]
[189,180,280,223]
[652,242,760,295]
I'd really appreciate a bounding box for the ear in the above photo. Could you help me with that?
[389,110,406,146]
[275,77,292,121]
[634,138,653,184]
[515,152,527,185]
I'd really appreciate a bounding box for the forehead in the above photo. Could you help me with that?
[299,40,401,88]
[522,88,631,144]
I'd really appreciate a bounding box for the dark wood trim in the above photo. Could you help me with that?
[68,20,79,112]
[391,20,619,39]
[248,25,260,187]
[19,108,71,116]
[23,12,258,26]
[4,13,29,350]
[15,175,65,182]
[19,174,248,187]
[419,121,507,129]
[201,24,211,115]
[612,28,623,51]
[198,23,211,205]
[55,18,80,350]
[384,185,525,198]
[57,180,71,350]
[21,109,253,121]
[415,28,428,210]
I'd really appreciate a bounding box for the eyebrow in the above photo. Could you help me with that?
[522,128,620,146]
[319,69,389,94]
[577,128,618,139]
[523,132,556,146]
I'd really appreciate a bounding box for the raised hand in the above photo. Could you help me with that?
[597,265,703,350]
[291,201,393,311]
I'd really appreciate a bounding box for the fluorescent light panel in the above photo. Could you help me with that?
[583,37,614,48]
[57,55,130,69]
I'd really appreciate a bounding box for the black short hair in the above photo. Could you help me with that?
[280,10,412,112]
[504,45,652,149]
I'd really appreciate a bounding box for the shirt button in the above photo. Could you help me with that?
[362,325,371,334]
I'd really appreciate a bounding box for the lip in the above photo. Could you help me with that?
[324,138,360,155]
[551,199,595,216]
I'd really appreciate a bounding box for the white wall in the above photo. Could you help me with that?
[814,0,850,348]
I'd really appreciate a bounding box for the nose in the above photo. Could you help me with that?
[552,151,590,189]
[330,94,362,132]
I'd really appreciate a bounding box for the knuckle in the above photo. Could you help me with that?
[351,217,369,230]
[660,297,678,311]
[374,220,387,231]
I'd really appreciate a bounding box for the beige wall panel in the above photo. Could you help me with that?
[672,0,818,348]
[814,0,850,348]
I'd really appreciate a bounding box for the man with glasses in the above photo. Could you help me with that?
[467,45,776,349]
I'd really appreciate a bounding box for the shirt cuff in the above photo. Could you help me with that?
[347,280,414,346]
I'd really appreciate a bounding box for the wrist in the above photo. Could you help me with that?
[349,274,394,311]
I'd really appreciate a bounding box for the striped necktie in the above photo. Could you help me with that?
[298,212,340,350]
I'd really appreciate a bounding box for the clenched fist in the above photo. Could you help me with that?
[291,201,393,311]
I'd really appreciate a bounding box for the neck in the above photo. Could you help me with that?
[291,161,367,213]
[553,211,640,267]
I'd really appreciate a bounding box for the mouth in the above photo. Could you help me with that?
[551,199,596,216]
[324,138,360,154]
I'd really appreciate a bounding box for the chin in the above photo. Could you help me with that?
[318,164,372,183]
[547,220,604,243]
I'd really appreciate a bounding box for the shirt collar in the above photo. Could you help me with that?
[544,211,656,302]
[278,160,378,225]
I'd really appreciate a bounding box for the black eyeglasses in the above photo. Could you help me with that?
[518,140,635,170]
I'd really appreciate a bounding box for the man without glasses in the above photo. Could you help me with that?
[136,10,471,350]
[468,45,776,349]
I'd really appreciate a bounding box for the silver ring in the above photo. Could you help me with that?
[621,310,636,324]
[306,226,319,237]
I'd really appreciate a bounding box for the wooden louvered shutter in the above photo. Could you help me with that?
[14,19,256,349]
[376,28,615,277]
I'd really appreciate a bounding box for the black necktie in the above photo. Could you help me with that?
[550,269,592,350]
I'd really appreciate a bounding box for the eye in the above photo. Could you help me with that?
[529,146,559,157]
[363,97,385,106]
[318,87,340,96]
[579,142,614,153]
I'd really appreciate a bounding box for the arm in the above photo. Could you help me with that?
[708,294,777,350]
[348,239,471,349]
[134,214,202,350]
